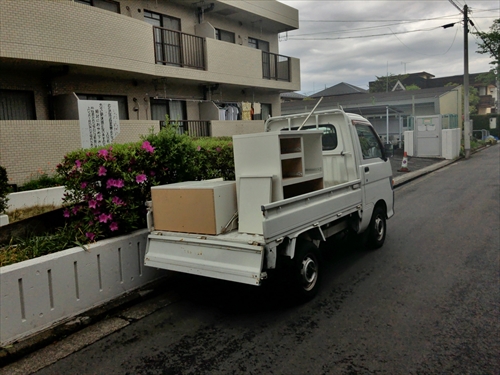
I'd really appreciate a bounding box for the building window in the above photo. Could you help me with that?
[75,0,120,13]
[150,99,186,125]
[76,94,128,120]
[248,37,269,52]
[215,28,235,43]
[144,10,182,65]
[0,90,36,120]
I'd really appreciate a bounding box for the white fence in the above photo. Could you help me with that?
[0,229,166,345]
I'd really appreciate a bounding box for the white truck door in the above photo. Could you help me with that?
[354,122,393,231]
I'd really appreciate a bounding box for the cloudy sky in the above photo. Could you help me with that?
[277,0,499,95]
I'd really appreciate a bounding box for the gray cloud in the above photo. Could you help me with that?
[279,0,498,94]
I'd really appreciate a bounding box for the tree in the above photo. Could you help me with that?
[474,19,500,80]
[405,84,421,91]
[369,74,409,93]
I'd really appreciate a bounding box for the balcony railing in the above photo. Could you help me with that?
[262,51,290,82]
[153,26,205,69]
[160,120,211,137]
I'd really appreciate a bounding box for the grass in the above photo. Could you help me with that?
[7,204,59,223]
[0,225,84,267]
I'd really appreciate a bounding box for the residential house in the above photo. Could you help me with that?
[0,0,300,184]
[369,71,497,114]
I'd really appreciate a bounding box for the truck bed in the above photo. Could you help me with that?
[145,179,362,286]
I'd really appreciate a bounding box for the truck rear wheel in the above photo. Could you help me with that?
[366,206,386,249]
[291,239,321,302]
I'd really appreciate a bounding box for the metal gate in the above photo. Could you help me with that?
[414,115,442,157]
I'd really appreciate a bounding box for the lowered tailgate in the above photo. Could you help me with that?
[145,231,266,286]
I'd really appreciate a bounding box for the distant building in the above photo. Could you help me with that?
[368,72,497,115]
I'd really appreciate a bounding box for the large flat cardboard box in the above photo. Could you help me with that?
[151,180,237,235]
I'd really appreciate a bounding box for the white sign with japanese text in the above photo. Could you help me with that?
[78,100,120,149]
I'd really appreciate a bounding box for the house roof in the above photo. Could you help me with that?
[281,86,459,116]
[281,92,307,100]
[310,82,368,98]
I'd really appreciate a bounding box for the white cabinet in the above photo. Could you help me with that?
[233,130,324,234]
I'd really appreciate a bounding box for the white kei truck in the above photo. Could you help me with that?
[144,109,394,301]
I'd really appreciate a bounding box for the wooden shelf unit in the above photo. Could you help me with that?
[233,130,324,203]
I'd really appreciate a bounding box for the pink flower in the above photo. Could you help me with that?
[98,166,107,176]
[72,205,80,215]
[196,145,201,151]
[109,222,119,231]
[106,179,124,189]
[75,160,82,169]
[112,196,124,205]
[88,200,97,209]
[150,171,156,176]
[136,174,147,184]
[86,232,96,241]
[106,179,115,189]
[115,179,124,188]
[216,147,221,153]
[63,209,70,218]
[141,141,155,153]
[96,193,103,201]
[98,149,108,159]
[81,182,87,189]
[98,213,112,223]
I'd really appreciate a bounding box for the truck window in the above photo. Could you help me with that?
[355,123,384,159]
[282,124,338,151]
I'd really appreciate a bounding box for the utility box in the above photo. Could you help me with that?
[151,180,237,235]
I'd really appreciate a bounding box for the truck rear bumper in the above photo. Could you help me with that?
[145,232,265,286]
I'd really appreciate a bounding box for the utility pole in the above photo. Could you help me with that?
[463,4,471,159]
[448,0,471,159]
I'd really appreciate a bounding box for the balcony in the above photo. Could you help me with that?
[262,52,290,82]
[160,120,211,137]
[153,26,205,69]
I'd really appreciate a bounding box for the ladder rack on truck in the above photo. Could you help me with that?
[145,109,395,301]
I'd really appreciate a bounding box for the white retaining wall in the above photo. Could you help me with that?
[442,128,461,160]
[0,229,166,345]
[6,186,66,211]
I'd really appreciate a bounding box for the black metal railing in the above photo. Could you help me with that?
[262,51,291,81]
[160,120,211,137]
[153,26,205,69]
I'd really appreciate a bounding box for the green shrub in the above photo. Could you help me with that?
[0,166,9,214]
[192,137,235,181]
[18,172,64,192]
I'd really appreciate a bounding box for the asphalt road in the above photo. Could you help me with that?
[12,146,500,374]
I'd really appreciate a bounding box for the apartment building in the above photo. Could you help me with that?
[0,0,300,185]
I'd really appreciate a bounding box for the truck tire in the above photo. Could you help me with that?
[366,206,386,249]
[291,239,321,302]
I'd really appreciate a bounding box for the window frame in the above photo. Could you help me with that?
[248,37,269,52]
[354,121,386,160]
[215,28,235,43]
[75,0,120,13]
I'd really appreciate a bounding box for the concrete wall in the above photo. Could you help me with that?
[442,128,461,160]
[0,229,166,345]
[439,87,463,129]
[6,187,66,212]
[0,120,160,185]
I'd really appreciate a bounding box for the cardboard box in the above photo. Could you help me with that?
[151,180,237,235]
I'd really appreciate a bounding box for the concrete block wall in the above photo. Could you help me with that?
[0,229,166,346]
[0,120,159,185]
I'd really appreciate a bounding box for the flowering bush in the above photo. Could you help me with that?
[0,166,9,214]
[57,126,199,243]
